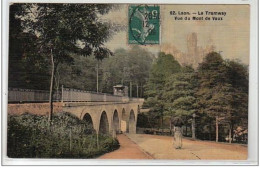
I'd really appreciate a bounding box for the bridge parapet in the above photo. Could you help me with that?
[129,98,145,102]
[62,88,130,102]
[8,87,141,103]
[8,88,60,103]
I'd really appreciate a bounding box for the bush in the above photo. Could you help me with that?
[7,113,119,158]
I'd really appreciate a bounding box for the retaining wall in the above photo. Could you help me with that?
[8,102,63,116]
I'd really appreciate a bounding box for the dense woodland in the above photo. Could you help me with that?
[9,4,248,144]
[140,52,248,143]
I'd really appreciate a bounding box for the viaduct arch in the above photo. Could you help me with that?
[63,101,142,135]
[113,110,120,134]
[82,113,95,134]
[129,109,136,134]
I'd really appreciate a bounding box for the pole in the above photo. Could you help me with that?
[61,85,64,103]
[122,67,125,85]
[140,84,143,98]
[170,120,172,136]
[229,124,232,143]
[192,113,196,139]
[130,81,132,98]
[48,49,54,122]
[216,116,219,142]
[136,84,139,98]
[96,61,99,93]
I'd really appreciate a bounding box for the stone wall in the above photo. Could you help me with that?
[8,102,63,116]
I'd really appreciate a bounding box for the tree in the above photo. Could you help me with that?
[225,60,248,143]
[56,54,99,91]
[196,52,248,143]
[196,52,228,142]
[100,46,154,95]
[163,66,197,138]
[206,83,235,142]
[144,52,181,129]
[18,4,116,121]
[145,52,181,97]
[9,4,50,90]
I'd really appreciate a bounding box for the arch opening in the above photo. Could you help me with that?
[121,108,127,133]
[83,113,95,134]
[122,108,127,121]
[113,110,120,134]
[99,111,109,135]
[129,109,136,134]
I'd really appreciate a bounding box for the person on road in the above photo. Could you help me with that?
[173,126,183,149]
[171,116,184,149]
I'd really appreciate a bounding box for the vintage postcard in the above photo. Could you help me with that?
[2,0,258,165]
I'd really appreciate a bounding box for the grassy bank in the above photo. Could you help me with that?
[7,113,119,158]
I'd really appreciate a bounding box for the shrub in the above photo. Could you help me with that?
[7,113,119,158]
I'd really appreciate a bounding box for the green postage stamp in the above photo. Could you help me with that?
[128,5,160,45]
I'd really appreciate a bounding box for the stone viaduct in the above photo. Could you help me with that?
[8,87,144,135]
[63,100,143,135]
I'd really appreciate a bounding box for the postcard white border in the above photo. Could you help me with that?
[1,0,258,166]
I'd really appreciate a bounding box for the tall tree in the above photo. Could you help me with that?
[196,52,248,143]
[163,66,197,138]
[144,52,181,129]
[18,4,116,121]
[225,60,248,143]
[9,4,26,88]
[196,52,228,142]
[9,4,50,90]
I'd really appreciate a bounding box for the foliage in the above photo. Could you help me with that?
[52,46,154,94]
[163,66,197,118]
[9,4,50,90]
[195,52,248,142]
[14,3,118,120]
[143,52,182,128]
[100,46,154,95]
[20,4,115,63]
[56,54,99,91]
[141,51,248,143]
[7,113,119,158]
[9,3,116,89]
[145,52,181,98]
[225,60,248,130]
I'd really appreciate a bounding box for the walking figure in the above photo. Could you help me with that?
[173,126,182,149]
[171,116,184,149]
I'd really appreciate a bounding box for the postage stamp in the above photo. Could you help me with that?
[128,5,160,45]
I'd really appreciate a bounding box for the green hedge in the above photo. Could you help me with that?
[7,113,119,158]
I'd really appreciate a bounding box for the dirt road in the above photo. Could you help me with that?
[127,134,247,160]
[99,134,247,160]
[98,134,153,159]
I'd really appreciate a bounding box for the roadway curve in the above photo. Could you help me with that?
[98,134,153,159]
[99,134,247,160]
